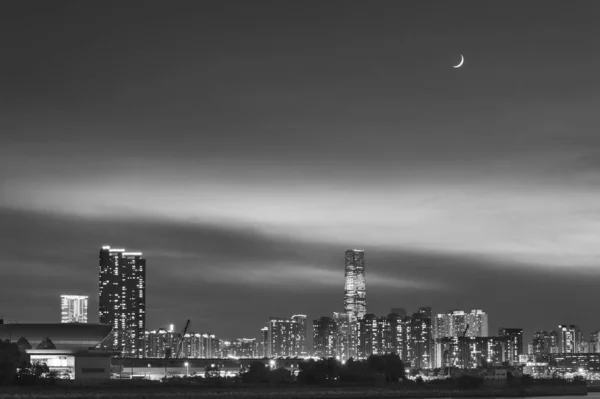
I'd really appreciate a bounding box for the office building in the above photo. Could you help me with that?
[99,246,146,357]
[313,317,337,358]
[60,295,88,323]
[499,328,523,363]
[268,315,306,358]
[344,249,366,319]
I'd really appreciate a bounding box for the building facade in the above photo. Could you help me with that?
[313,317,337,358]
[531,330,558,360]
[557,325,582,354]
[333,311,357,360]
[291,315,307,356]
[343,249,366,319]
[410,308,433,369]
[498,328,524,364]
[99,246,146,357]
[267,315,306,358]
[433,309,488,340]
[260,327,269,358]
[60,295,88,323]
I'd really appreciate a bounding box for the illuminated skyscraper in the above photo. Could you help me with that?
[433,309,488,339]
[333,311,357,360]
[343,249,366,319]
[99,245,146,358]
[557,325,582,353]
[268,315,306,357]
[410,307,433,369]
[291,314,307,356]
[313,317,337,358]
[60,294,88,323]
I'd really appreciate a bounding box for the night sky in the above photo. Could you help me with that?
[0,1,598,345]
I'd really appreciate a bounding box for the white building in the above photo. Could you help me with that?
[61,295,88,323]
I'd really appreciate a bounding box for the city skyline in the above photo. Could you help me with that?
[0,0,598,345]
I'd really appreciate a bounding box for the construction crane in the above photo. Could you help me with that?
[176,319,191,359]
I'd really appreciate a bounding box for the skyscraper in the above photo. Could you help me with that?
[433,309,489,339]
[498,328,524,363]
[267,315,306,357]
[99,246,146,357]
[60,294,88,323]
[260,327,269,358]
[410,308,433,369]
[313,316,337,358]
[531,330,558,361]
[344,249,366,319]
[557,325,582,353]
[333,311,357,360]
[291,314,307,356]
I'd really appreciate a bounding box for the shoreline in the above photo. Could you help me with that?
[0,385,589,399]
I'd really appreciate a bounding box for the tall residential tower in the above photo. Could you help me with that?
[99,246,146,357]
[60,295,88,323]
[343,249,366,319]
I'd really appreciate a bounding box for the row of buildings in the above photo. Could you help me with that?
[57,247,600,368]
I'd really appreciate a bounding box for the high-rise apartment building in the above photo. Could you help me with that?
[144,328,180,358]
[99,246,146,357]
[557,325,582,353]
[590,331,600,354]
[313,317,337,358]
[410,308,433,369]
[436,336,510,369]
[260,327,269,358]
[268,315,306,358]
[531,330,558,361]
[60,295,88,323]
[333,311,357,360]
[344,249,366,319]
[465,309,488,337]
[357,313,379,358]
[291,314,307,356]
[381,313,403,356]
[499,328,524,363]
[433,309,488,339]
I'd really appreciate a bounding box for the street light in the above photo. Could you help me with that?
[184,362,189,377]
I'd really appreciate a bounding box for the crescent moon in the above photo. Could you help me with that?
[453,55,464,68]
